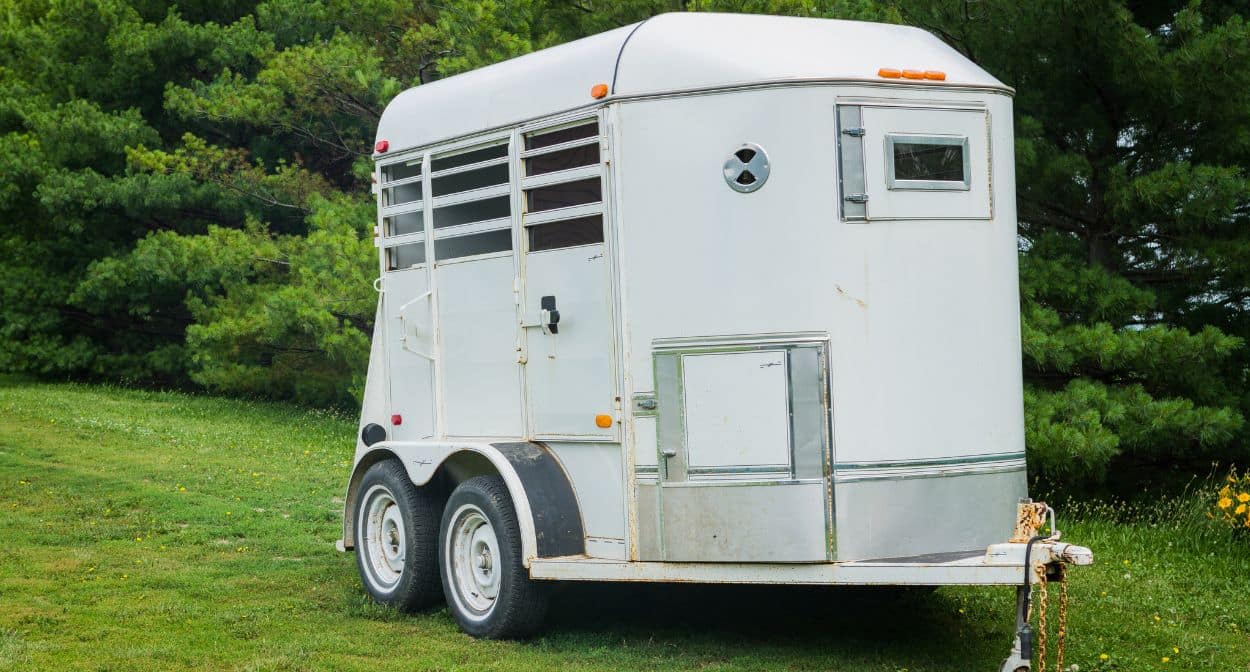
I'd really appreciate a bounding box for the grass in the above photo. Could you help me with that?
[1,377,1248,671]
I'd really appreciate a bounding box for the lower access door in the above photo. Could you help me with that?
[522,243,617,439]
[650,336,832,562]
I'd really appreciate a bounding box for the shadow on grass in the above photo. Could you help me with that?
[538,581,1008,660]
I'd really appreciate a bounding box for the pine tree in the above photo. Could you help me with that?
[901,0,1249,483]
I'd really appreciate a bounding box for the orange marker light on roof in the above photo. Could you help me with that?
[595,414,613,428]
[878,68,902,79]
[591,83,609,99]
[924,70,947,81]
[901,69,925,80]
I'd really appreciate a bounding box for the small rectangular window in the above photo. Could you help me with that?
[387,242,426,270]
[885,135,970,190]
[525,121,598,151]
[382,161,421,183]
[528,215,604,251]
[431,144,508,173]
[383,181,422,206]
[384,211,423,237]
[431,162,509,197]
[432,196,511,229]
[525,144,598,176]
[526,177,601,213]
[434,229,512,260]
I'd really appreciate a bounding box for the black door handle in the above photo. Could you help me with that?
[540,295,560,334]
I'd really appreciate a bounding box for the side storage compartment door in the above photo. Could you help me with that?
[652,337,832,563]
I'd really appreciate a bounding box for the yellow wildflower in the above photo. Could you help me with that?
[1162,656,1170,663]
[1099,653,1109,661]
[1172,647,1179,654]
[1218,496,1233,509]
[1237,504,1247,515]
[1239,492,1250,503]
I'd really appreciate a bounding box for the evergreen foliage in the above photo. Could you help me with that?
[0,0,1246,484]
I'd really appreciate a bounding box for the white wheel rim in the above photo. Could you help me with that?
[360,484,406,591]
[447,504,501,619]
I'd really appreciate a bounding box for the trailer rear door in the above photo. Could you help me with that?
[518,118,618,440]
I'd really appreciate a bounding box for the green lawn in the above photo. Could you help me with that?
[1,378,1247,671]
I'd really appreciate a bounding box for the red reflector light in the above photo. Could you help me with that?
[375,139,389,153]
[390,414,402,426]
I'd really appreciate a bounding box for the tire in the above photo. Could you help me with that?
[439,475,549,639]
[353,459,443,611]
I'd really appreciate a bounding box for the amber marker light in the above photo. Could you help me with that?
[924,70,947,81]
[878,68,902,79]
[595,414,613,428]
[901,69,925,80]
[590,83,609,99]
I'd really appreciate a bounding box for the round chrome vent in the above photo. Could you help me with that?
[722,143,770,193]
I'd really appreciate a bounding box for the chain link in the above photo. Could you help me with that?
[1031,562,1071,672]
[1036,564,1048,672]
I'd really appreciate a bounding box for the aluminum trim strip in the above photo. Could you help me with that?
[519,135,600,159]
[836,451,1025,470]
[522,202,605,227]
[521,164,602,190]
[429,183,511,208]
[428,154,509,179]
[834,460,1026,483]
[429,217,512,240]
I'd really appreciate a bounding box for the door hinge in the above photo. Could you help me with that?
[844,193,869,204]
[841,127,866,137]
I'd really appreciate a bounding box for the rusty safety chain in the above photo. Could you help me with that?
[1030,562,1070,672]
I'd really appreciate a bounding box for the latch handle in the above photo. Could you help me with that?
[540,295,560,334]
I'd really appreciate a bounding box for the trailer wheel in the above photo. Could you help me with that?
[439,475,548,639]
[353,459,443,611]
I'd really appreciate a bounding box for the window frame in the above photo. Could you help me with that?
[883,133,971,192]
[519,117,606,254]
[426,136,514,264]
[374,113,611,271]
[385,240,428,271]
[377,151,429,273]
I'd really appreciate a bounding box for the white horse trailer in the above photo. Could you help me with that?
[340,12,1092,667]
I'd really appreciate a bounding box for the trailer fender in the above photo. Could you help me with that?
[341,441,584,565]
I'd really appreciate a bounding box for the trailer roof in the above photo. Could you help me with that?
[375,13,1006,153]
